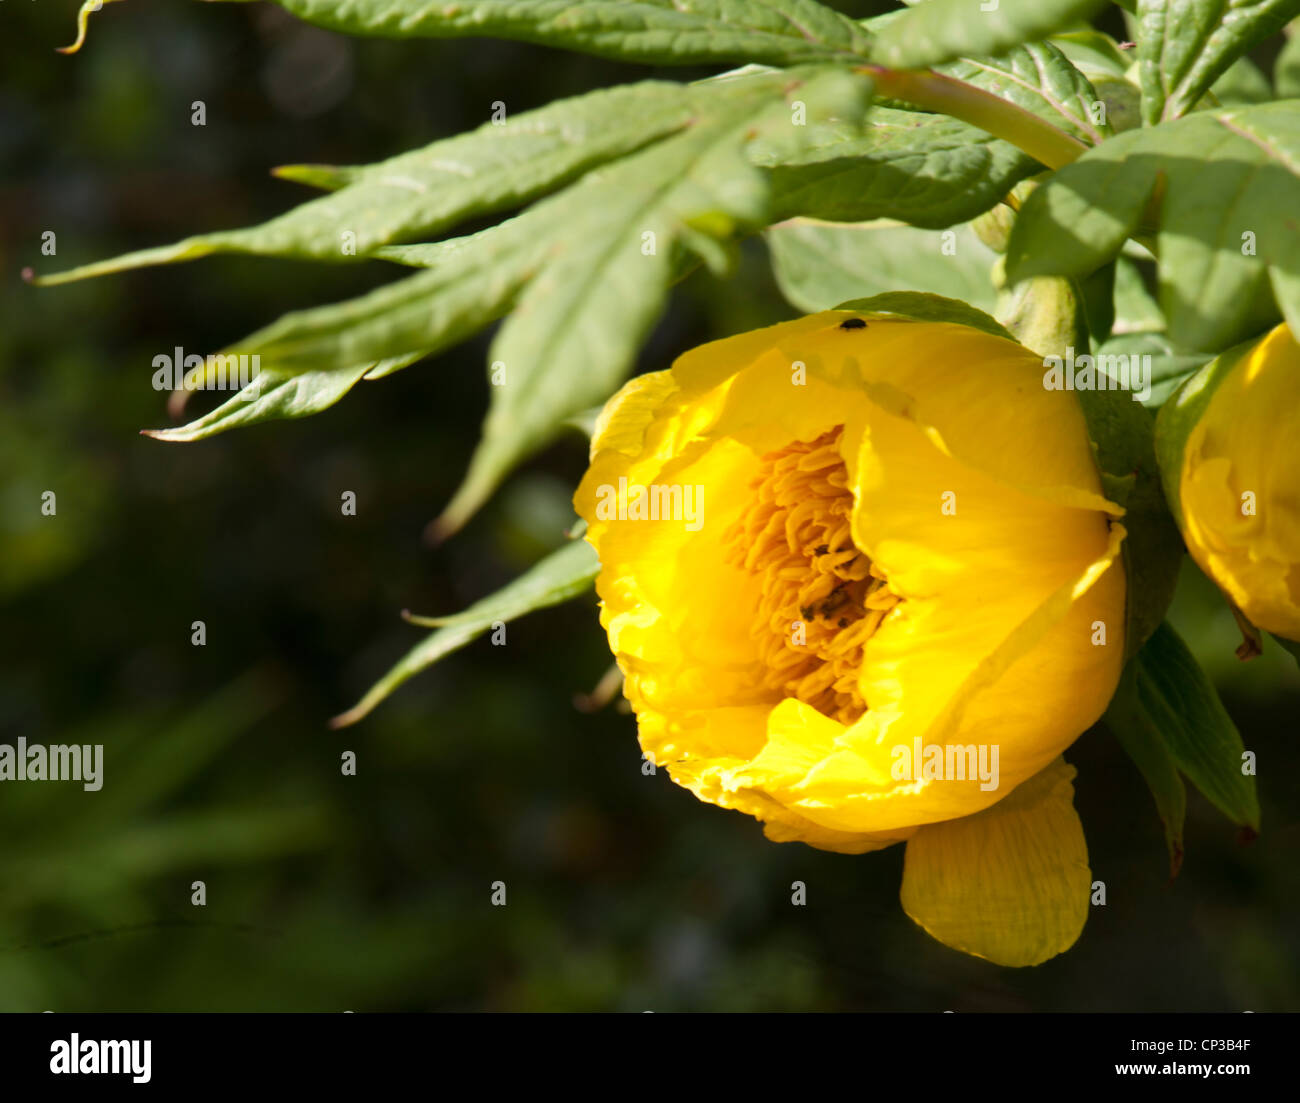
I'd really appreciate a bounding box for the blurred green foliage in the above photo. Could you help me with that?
[0,1,1297,1011]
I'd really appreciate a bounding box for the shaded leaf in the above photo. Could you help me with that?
[1110,256,1165,335]
[767,218,997,312]
[1104,662,1187,876]
[1051,29,1132,77]
[1096,331,1211,407]
[834,290,1015,340]
[1208,55,1275,104]
[1134,621,1261,829]
[1272,633,1300,664]
[1277,22,1300,96]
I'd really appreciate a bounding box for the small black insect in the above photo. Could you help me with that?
[839,318,867,330]
[812,588,851,619]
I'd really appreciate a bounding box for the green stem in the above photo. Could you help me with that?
[863,66,1090,171]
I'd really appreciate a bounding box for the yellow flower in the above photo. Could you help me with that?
[574,310,1127,966]
[1158,323,1300,642]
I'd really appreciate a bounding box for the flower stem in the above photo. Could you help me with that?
[862,66,1090,171]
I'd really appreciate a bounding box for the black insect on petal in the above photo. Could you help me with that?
[839,318,867,330]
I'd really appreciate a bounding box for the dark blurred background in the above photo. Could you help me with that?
[1,0,1296,1012]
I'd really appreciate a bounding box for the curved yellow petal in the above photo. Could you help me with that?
[899,757,1091,967]
[729,521,1125,833]
[1178,324,1300,639]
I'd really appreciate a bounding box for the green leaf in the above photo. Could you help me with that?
[765,42,1105,230]
[235,0,875,67]
[564,407,604,438]
[1208,55,1275,104]
[764,107,1036,228]
[1272,632,1300,664]
[1050,33,1145,132]
[1078,262,1116,345]
[218,221,540,376]
[1005,101,1300,352]
[1103,661,1187,877]
[870,0,1105,70]
[271,162,353,191]
[141,353,425,443]
[766,218,997,313]
[33,81,701,283]
[1136,0,1300,123]
[1051,29,1132,77]
[1096,331,1211,407]
[1277,23,1300,96]
[1131,621,1261,830]
[938,43,1110,146]
[331,536,600,727]
[1110,257,1165,336]
[833,291,1016,341]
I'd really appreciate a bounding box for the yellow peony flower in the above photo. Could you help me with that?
[1157,323,1300,643]
[574,310,1128,966]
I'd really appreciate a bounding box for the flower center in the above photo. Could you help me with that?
[725,426,899,725]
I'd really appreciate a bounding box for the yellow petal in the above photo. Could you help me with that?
[670,753,915,855]
[900,757,1091,967]
[1179,323,1300,638]
[729,521,1125,833]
